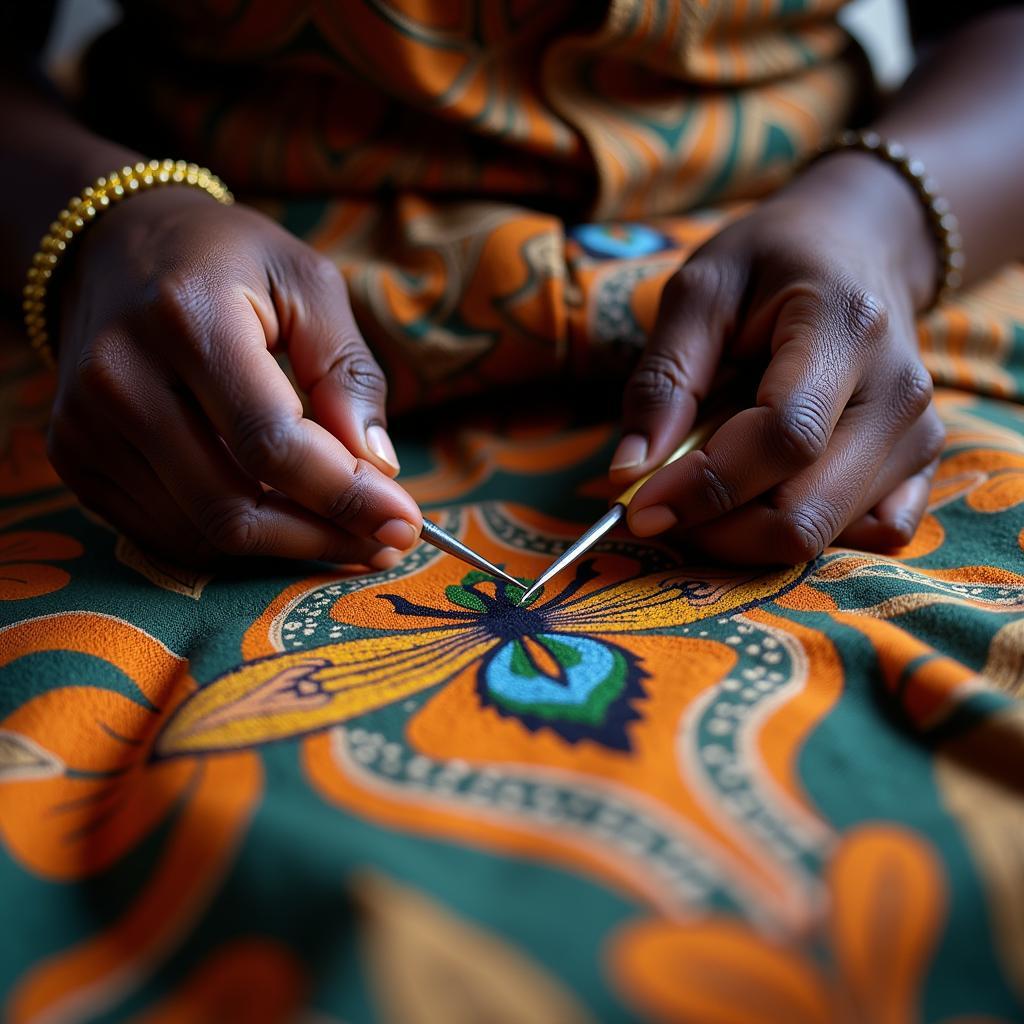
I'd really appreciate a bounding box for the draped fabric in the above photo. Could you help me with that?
[81,0,871,410]
[2,2,1024,1021]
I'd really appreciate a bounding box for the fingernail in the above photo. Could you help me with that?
[610,434,648,472]
[629,504,678,536]
[366,425,400,474]
[374,518,418,550]
[370,547,403,570]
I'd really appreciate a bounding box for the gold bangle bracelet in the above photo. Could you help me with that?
[811,130,964,308]
[22,158,234,367]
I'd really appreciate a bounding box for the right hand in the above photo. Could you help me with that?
[48,186,421,569]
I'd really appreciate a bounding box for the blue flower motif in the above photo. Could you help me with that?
[571,223,676,260]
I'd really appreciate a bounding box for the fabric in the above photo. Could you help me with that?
[3,1,1024,1021]
[80,0,871,410]
[3,275,1024,1020]
[85,0,866,213]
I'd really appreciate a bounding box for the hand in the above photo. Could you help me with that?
[48,187,421,568]
[612,153,946,565]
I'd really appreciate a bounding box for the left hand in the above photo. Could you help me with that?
[611,152,947,565]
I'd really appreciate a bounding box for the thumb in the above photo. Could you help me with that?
[611,259,746,484]
[286,253,402,478]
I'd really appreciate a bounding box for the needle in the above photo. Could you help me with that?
[518,409,732,604]
[419,517,524,589]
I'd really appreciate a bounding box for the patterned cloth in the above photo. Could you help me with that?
[83,0,872,410]
[3,1,1024,1022]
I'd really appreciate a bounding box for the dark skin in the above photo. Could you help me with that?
[1,73,421,570]
[1,5,1023,569]
[615,6,1024,561]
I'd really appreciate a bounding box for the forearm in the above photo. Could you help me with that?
[0,73,141,297]
[777,6,1024,317]
[868,7,1024,287]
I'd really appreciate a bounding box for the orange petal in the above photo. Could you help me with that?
[0,531,82,563]
[0,562,71,601]
[0,612,191,706]
[6,753,260,1024]
[967,472,1024,513]
[609,917,833,1024]
[3,683,168,776]
[828,826,946,1024]
[0,615,199,879]
[0,688,194,879]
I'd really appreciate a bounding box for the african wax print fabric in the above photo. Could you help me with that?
[3,1,1024,1022]
[3,263,1024,1023]
[80,0,873,411]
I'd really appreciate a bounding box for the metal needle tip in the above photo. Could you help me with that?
[419,517,524,589]
[496,568,527,589]
[518,504,625,604]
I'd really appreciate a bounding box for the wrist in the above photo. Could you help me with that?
[30,161,233,366]
[77,180,226,251]
[780,150,938,313]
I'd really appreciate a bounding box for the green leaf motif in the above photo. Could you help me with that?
[538,636,582,669]
[509,636,583,679]
[459,570,494,587]
[445,585,487,613]
[510,640,536,677]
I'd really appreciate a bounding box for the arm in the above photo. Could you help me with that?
[0,3,138,296]
[0,13,420,567]
[613,5,1024,564]
[870,4,1024,291]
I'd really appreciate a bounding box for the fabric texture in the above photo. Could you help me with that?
[2,1,1024,1022]
[81,0,870,411]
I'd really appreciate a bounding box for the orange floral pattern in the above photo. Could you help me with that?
[1,1,1024,1018]
[0,615,261,1024]
[3,376,1024,1020]
[0,532,82,601]
[4,323,1024,1019]
[611,826,946,1024]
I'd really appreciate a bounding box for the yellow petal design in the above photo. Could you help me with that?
[544,564,804,634]
[157,627,496,757]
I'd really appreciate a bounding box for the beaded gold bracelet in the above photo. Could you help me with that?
[22,158,234,367]
[813,130,964,308]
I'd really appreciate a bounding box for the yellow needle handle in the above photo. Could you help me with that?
[614,408,733,507]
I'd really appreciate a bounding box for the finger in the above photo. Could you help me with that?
[154,277,421,548]
[70,336,404,566]
[680,401,944,565]
[75,472,216,565]
[282,255,401,478]
[612,258,747,483]
[625,286,884,536]
[134,400,404,567]
[48,412,215,562]
[837,458,939,552]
